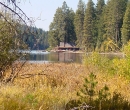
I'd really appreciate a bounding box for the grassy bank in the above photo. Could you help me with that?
[0,55,130,110]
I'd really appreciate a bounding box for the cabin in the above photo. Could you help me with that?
[55,42,79,51]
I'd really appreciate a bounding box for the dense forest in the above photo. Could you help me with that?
[22,25,49,50]
[49,0,130,52]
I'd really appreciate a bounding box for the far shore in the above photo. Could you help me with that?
[50,50,124,55]
[22,50,125,57]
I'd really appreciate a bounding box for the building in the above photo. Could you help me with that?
[55,42,79,51]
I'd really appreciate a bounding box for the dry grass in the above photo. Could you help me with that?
[0,62,130,109]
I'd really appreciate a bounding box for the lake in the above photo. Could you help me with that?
[20,50,124,64]
[23,50,84,63]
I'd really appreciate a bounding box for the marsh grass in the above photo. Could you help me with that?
[0,63,85,110]
[0,53,130,110]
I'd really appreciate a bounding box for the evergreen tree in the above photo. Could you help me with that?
[48,7,63,47]
[122,1,130,45]
[96,0,105,17]
[60,1,76,44]
[49,1,76,47]
[67,8,76,43]
[61,1,69,43]
[83,0,96,51]
[103,0,128,51]
[95,0,105,51]
[74,0,85,48]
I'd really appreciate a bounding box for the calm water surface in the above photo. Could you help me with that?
[21,50,123,63]
[25,51,83,63]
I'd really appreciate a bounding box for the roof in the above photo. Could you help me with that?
[59,42,75,47]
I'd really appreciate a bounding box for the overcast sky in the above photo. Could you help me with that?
[19,0,104,31]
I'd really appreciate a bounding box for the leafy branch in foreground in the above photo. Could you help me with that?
[0,0,35,83]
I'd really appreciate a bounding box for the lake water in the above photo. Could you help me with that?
[21,50,123,64]
[23,51,84,63]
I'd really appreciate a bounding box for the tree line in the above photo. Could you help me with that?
[49,0,130,52]
[22,25,49,50]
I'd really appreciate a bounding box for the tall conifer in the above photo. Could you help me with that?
[103,0,128,50]
[48,7,62,47]
[48,2,76,47]
[74,0,85,48]
[122,1,130,45]
[83,0,96,51]
[95,0,105,50]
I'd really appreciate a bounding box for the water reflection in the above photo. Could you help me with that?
[29,52,83,63]
[23,51,123,64]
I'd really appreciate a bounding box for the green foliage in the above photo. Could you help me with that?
[48,0,130,51]
[111,42,130,79]
[48,2,76,47]
[74,0,85,48]
[77,73,110,107]
[22,25,49,50]
[95,0,105,51]
[122,1,130,45]
[23,94,38,107]
[82,42,130,79]
[83,0,96,51]
[103,0,128,49]
[98,85,110,101]
[83,52,112,73]
[77,73,98,103]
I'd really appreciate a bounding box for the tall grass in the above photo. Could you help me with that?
[1,46,130,109]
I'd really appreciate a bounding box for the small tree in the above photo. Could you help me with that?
[77,73,98,103]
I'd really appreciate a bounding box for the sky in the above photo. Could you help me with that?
[19,0,101,31]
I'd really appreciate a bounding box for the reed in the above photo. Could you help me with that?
[0,58,130,109]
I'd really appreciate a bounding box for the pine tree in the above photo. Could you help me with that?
[61,1,69,43]
[96,0,105,17]
[48,2,76,47]
[83,0,96,51]
[48,7,62,47]
[67,8,76,43]
[74,0,85,48]
[103,0,128,51]
[122,1,130,45]
[95,0,105,51]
